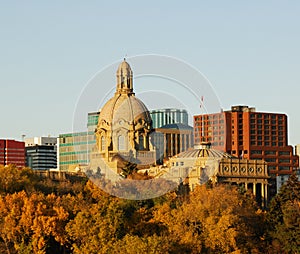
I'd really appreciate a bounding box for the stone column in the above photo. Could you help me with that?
[170,134,174,157]
[264,183,268,208]
[253,183,256,196]
[175,133,178,155]
[143,134,147,150]
[163,134,167,158]
[261,183,265,209]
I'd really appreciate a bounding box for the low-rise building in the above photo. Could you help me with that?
[0,139,25,167]
[25,136,58,170]
[150,142,270,208]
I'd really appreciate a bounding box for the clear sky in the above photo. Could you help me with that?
[0,1,299,145]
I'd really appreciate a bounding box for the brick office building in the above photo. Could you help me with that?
[194,105,299,178]
[0,139,25,167]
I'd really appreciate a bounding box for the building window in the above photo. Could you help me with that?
[266,158,277,162]
[251,150,262,155]
[265,150,276,155]
[279,159,290,163]
[118,135,126,151]
[279,166,289,171]
[139,135,144,150]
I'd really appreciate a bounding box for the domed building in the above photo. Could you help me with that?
[90,59,156,175]
[154,142,270,208]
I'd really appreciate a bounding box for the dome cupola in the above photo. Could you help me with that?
[116,58,133,94]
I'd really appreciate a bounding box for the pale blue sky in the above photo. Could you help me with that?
[0,1,299,145]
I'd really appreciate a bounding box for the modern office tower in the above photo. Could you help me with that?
[194,105,299,178]
[0,139,25,167]
[152,123,194,163]
[150,108,188,129]
[25,137,57,170]
[25,136,57,147]
[87,111,100,132]
[58,112,99,172]
[26,145,57,170]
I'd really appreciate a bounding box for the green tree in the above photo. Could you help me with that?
[267,173,300,253]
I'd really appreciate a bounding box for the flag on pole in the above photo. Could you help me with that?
[200,96,204,108]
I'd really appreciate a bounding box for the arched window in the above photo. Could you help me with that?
[101,136,105,151]
[139,135,144,150]
[118,135,126,151]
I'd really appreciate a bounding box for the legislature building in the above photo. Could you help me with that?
[89,59,156,176]
[87,59,270,205]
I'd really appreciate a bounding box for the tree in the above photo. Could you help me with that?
[0,165,36,194]
[266,173,300,253]
[153,185,266,253]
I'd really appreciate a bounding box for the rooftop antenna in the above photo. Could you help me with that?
[21,134,26,141]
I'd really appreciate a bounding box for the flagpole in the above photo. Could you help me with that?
[200,96,204,143]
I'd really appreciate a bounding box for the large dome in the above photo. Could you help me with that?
[95,59,154,155]
[99,94,152,127]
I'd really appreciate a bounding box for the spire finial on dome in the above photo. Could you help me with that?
[116,58,133,95]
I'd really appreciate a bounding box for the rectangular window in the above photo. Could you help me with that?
[266,158,277,162]
[279,151,290,156]
[251,150,262,155]
[265,150,276,155]
[279,166,290,171]
[279,159,290,163]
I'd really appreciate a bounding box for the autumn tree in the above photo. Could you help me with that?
[153,184,266,253]
[0,165,37,194]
